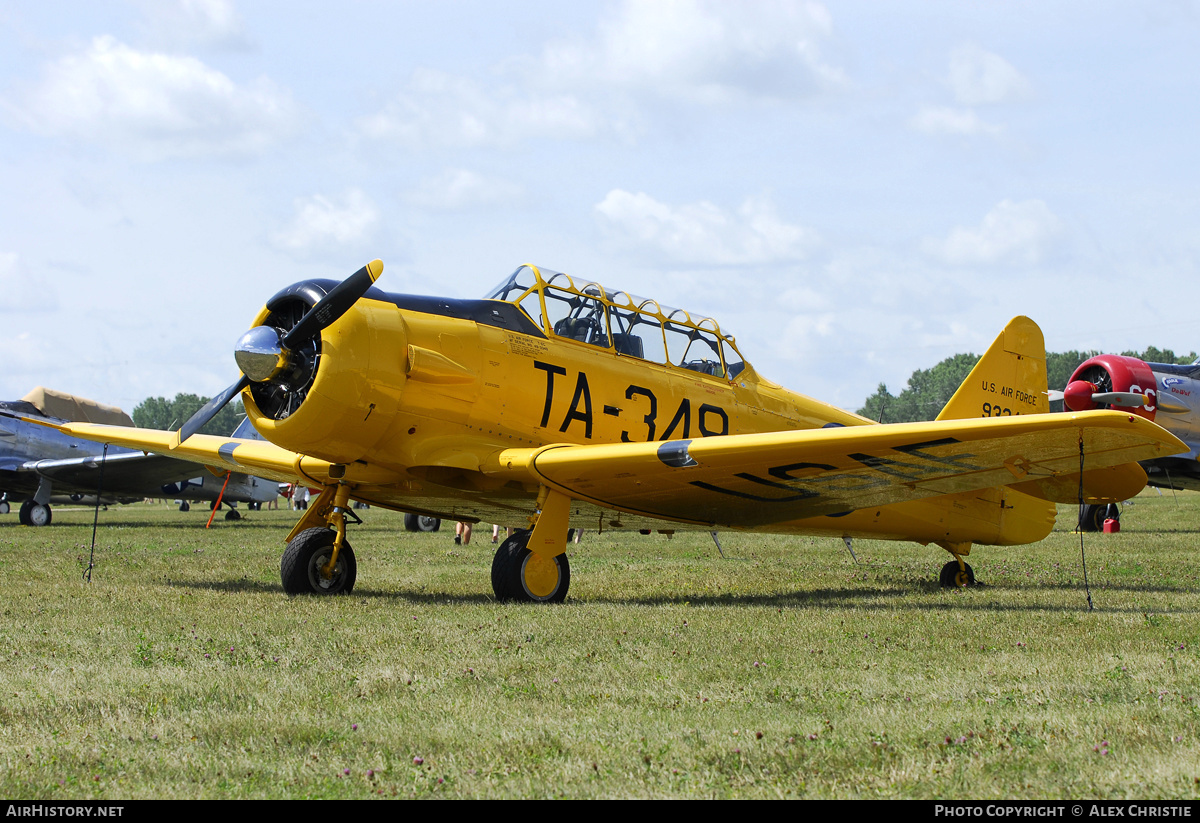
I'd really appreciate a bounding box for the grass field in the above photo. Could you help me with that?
[1,490,1199,799]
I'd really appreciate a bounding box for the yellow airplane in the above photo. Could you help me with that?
[34,260,1185,601]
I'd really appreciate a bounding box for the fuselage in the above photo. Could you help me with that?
[1141,361,1200,489]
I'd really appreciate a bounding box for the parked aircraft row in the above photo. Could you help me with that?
[1,387,275,525]
[31,259,1186,601]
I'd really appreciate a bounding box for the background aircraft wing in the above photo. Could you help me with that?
[493,411,1187,528]
[21,451,201,492]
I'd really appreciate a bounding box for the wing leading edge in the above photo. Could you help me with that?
[20,420,403,488]
[487,411,1186,529]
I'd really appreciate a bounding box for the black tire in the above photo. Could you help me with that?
[225,509,241,521]
[490,530,524,601]
[19,500,52,527]
[1077,503,1109,532]
[491,529,569,603]
[280,527,357,595]
[179,501,190,512]
[939,560,975,588]
[404,513,441,532]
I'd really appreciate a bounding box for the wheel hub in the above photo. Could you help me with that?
[521,552,561,600]
[308,549,344,591]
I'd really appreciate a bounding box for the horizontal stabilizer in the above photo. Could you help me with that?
[1011,461,1148,504]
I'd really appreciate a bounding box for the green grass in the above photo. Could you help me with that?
[2,491,1199,798]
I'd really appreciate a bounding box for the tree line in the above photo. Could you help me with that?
[132,394,244,436]
[858,348,1197,424]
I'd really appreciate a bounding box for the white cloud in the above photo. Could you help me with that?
[360,1,844,149]
[405,169,523,210]
[356,69,607,149]
[0,253,57,314]
[909,105,999,136]
[948,43,1029,106]
[923,199,1063,266]
[272,189,380,253]
[540,0,846,102]
[595,189,818,265]
[10,36,298,159]
[137,0,252,50]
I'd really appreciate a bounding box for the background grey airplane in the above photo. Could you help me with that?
[1060,355,1200,529]
[0,387,276,525]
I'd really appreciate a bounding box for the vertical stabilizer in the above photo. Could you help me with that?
[936,316,1049,421]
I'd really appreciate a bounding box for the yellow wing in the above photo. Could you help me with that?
[28,411,1186,533]
[20,420,403,488]
[488,411,1186,528]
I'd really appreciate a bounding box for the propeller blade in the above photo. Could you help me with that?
[1090,391,1147,407]
[173,374,250,449]
[1047,389,1065,403]
[282,259,384,349]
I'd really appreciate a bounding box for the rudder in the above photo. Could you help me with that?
[936,316,1049,421]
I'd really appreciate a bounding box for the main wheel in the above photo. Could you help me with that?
[1077,503,1108,532]
[281,527,357,595]
[491,530,569,603]
[18,500,52,527]
[224,509,241,521]
[179,501,190,512]
[939,560,975,588]
[404,514,441,532]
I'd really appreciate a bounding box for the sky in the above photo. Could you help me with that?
[2,0,1198,415]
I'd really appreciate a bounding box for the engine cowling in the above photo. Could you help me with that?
[241,280,407,464]
[1063,354,1157,421]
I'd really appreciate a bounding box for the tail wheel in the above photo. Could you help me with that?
[491,529,570,603]
[939,560,976,588]
[281,527,357,595]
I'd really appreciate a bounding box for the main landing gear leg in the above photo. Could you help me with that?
[936,541,978,588]
[491,487,571,602]
[280,484,358,595]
